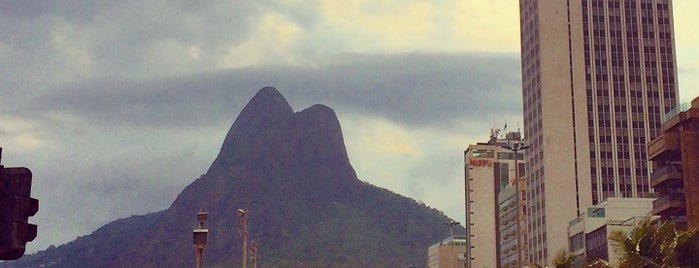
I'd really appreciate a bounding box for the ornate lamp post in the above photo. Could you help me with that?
[193,210,208,268]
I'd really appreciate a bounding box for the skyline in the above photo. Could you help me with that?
[1,1,699,253]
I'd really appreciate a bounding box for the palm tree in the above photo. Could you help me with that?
[672,228,699,267]
[609,219,699,268]
[553,249,574,268]
[585,258,611,268]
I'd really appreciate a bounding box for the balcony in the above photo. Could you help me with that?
[652,193,686,216]
[647,132,681,162]
[662,102,691,123]
[650,164,684,189]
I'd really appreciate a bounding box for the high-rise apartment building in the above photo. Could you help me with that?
[519,0,678,264]
[464,131,526,268]
[497,176,529,268]
[648,96,699,229]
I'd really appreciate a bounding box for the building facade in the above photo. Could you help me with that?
[519,0,679,264]
[567,198,656,267]
[427,236,467,268]
[464,131,526,268]
[497,177,528,268]
[647,96,699,229]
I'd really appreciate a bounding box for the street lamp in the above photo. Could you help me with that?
[443,219,460,238]
[501,141,529,268]
[193,210,208,268]
[238,209,248,268]
[443,219,461,268]
[238,201,257,268]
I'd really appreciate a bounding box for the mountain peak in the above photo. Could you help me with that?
[225,86,294,140]
[209,86,294,172]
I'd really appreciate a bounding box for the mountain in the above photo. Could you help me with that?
[2,87,462,267]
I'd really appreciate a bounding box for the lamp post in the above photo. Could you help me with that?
[193,210,208,268]
[502,141,529,268]
[444,219,460,268]
[238,201,257,268]
[237,208,248,268]
[444,219,460,238]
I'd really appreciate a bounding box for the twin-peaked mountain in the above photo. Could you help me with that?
[3,87,461,267]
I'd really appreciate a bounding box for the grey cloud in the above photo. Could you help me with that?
[0,1,57,19]
[37,53,522,130]
[0,0,265,93]
[15,124,221,252]
[256,0,320,28]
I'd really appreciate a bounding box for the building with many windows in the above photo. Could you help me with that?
[647,96,699,229]
[497,177,528,268]
[518,0,678,264]
[464,130,526,268]
[427,235,467,268]
[567,198,656,267]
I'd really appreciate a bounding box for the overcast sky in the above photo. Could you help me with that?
[2,1,699,253]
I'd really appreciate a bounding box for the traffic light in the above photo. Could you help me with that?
[0,148,38,260]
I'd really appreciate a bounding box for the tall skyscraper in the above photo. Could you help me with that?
[518,0,678,265]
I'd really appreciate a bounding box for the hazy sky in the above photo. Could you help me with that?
[2,1,699,253]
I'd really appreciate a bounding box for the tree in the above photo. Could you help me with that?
[585,258,611,268]
[553,249,574,268]
[609,219,699,268]
[672,228,699,267]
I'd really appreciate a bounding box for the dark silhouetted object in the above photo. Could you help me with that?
[0,148,39,260]
[193,210,208,268]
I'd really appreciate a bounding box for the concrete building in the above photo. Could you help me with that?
[647,96,699,229]
[567,198,656,267]
[427,236,467,268]
[464,130,526,268]
[518,0,679,264]
[497,177,528,268]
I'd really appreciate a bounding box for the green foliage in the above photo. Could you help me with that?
[553,249,574,268]
[586,258,612,268]
[0,211,164,268]
[609,219,699,268]
[673,228,699,267]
